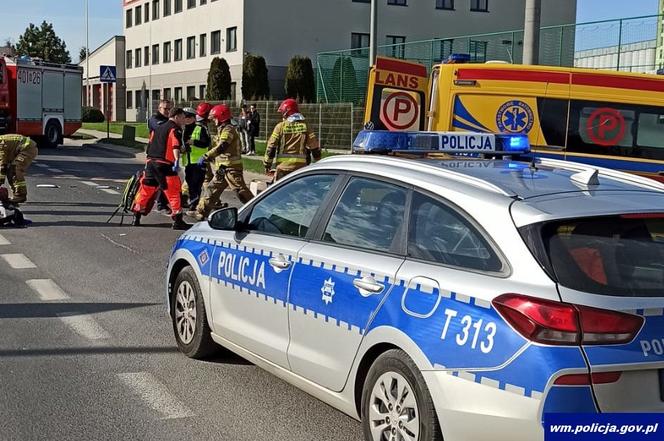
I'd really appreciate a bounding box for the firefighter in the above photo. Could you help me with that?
[180,103,213,209]
[0,134,38,204]
[131,108,190,230]
[188,104,253,221]
[263,98,321,181]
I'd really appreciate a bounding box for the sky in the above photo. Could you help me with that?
[0,0,661,63]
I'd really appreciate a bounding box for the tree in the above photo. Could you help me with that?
[330,56,358,103]
[285,56,315,103]
[241,54,270,100]
[206,57,232,100]
[79,46,88,63]
[14,21,71,64]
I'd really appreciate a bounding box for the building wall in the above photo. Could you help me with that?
[575,40,657,74]
[123,0,577,121]
[80,36,126,121]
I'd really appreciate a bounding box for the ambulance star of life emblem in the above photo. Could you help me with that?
[321,278,336,305]
[198,250,209,266]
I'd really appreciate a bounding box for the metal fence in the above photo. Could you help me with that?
[317,14,663,104]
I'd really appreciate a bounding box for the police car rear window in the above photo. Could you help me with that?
[527,214,664,297]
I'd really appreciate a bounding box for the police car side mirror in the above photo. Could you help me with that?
[208,207,238,231]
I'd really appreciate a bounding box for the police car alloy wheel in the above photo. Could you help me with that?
[361,349,442,441]
[171,266,217,359]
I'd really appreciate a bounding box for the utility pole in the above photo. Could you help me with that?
[369,0,378,65]
[85,0,90,106]
[523,0,541,65]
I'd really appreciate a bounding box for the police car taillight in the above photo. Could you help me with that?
[492,294,643,346]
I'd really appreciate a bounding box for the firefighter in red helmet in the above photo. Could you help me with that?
[188,104,253,221]
[263,98,321,181]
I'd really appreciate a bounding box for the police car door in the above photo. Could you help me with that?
[287,176,408,391]
[209,174,340,369]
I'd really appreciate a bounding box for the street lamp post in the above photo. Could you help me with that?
[85,0,89,106]
[523,0,541,65]
[369,0,378,65]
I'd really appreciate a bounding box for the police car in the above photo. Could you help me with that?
[166,130,664,441]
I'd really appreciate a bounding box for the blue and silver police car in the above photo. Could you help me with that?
[167,130,664,441]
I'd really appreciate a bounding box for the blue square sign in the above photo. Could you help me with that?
[99,65,117,83]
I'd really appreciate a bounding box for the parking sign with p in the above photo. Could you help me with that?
[380,89,420,131]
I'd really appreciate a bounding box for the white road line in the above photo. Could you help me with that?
[26,279,70,301]
[101,188,120,195]
[47,168,64,173]
[0,234,10,245]
[117,372,194,420]
[34,163,48,168]
[0,253,37,269]
[80,181,99,187]
[57,313,111,340]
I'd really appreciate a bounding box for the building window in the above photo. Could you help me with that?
[174,39,183,61]
[230,82,236,101]
[199,34,207,57]
[163,41,172,63]
[135,48,142,67]
[187,0,196,8]
[127,90,133,109]
[187,36,196,59]
[175,0,183,13]
[164,88,172,100]
[352,0,371,3]
[211,30,221,54]
[152,90,161,103]
[143,45,150,65]
[164,0,171,16]
[135,90,144,109]
[470,0,488,11]
[187,86,196,100]
[386,35,406,58]
[436,0,454,9]
[144,2,150,21]
[125,9,132,28]
[226,27,237,52]
[152,44,159,65]
[152,0,160,19]
[199,85,206,99]
[387,0,407,5]
[135,5,142,25]
[175,87,182,103]
[200,0,207,4]
[351,32,370,55]
[126,50,133,69]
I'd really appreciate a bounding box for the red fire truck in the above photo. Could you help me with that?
[0,56,82,147]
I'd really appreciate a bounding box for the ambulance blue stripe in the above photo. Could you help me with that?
[453,97,491,132]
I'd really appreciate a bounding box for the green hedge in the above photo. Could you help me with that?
[82,106,106,123]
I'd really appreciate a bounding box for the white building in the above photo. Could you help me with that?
[574,40,657,74]
[123,0,577,122]
[79,35,127,121]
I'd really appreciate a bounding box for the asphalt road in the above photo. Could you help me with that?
[0,138,363,441]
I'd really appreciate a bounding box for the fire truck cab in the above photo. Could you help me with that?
[0,56,82,148]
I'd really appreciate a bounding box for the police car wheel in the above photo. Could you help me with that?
[361,349,443,441]
[171,266,217,359]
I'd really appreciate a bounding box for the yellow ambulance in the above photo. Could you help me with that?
[364,56,664,182]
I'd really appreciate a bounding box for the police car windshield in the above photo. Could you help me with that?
[522,214,664,297]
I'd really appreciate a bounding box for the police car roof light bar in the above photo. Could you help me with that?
[352,130,530,156]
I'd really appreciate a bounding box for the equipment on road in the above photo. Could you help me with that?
[106,170,143,225]
[0,56,83,148]
[0,186,29,227]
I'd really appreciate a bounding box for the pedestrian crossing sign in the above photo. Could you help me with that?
[99,65,117,83]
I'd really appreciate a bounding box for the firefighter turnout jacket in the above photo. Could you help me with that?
[264,114,320,174]
[204,124,243,169]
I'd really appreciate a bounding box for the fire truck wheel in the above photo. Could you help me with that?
[44,120,62,148]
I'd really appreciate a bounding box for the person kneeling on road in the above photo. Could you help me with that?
[188,104,253,221]
[0,134,38,204]
[131,107,191,230]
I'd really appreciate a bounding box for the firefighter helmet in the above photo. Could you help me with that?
[196,102,213,119]
[209,104,232,124]
[278,98,299,118]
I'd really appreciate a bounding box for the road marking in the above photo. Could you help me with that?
[57,313,111,340]
[0,253,37,269]
[26,279,70,301]
[0,234,10,245]
[117,372,194,420]
[101,188,120,195]
[47,168,64,173]
[34,163,48,168]
[80,181,99,187]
